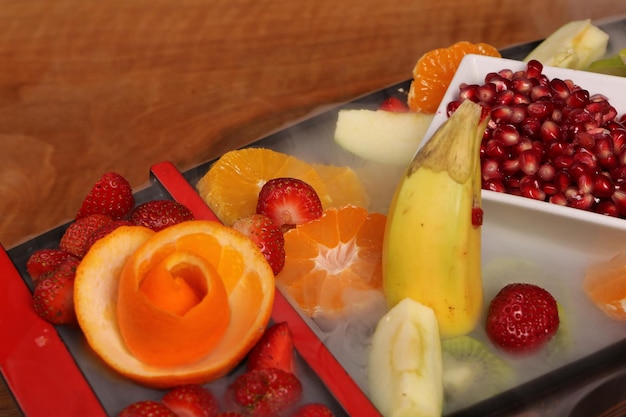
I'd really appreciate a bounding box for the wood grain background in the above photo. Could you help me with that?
[2,1,625,251]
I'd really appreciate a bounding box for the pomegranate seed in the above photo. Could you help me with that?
[484,178,506,192]
[612,189,626,215]
[482,159,502,180]
[595,201,620,217]
[495,90,515,105]
[472,207,483,227]
[569,192,594,210]
[501,159,520,175]
[567,89,590,108]
[549,194,568,206]
[577,173,595,194]
[554,171,572,193]
[541,120,563,143]
[512,78,533,95]
[485,139,507,161]
[549,78,571,100]
[521,117,542,139]
[484,73,511,92]
[526,60,543,79]
[493,124,520,146]
[593,174,615,197]
[531,85,551,101]
[537,163,556,182]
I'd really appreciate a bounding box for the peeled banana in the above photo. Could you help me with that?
[382,100,488,338]
[368,297,442,417]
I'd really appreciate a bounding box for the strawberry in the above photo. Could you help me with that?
[161,384,220,417]
[118,401,177,417]
[59,213,113,258]
[247,322,294,373]
[85,219,134,250]
[130,200,195,231]
[486,283,560,354]
[26,248,76,283]
[256,178,323,231]
[226,368,303,417]
[32,257,79,325]
[292,404,335,417]
[379,96,409,112]
[232,214,285,275]
[76,171,134,220]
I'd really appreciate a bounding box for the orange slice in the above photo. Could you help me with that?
[196,148,368,226]
[276,205,386,317]
[407,41,501,113]
[74,222,275,388]
[584,249,626,320]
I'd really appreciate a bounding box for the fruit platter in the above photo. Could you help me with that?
[4,15,626,417]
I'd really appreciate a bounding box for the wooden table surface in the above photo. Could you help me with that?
[2,1,626,416]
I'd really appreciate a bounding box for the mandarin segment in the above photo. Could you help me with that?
[196,148,368,225]
[74,221,275,389]
[407,41,501,113]
[584,250,626,320]
[276,205,385,317]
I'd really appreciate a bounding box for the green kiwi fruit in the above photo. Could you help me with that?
[441,335,516,413]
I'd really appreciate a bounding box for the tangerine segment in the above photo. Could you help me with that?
[196,148,369,226]
[407,41,501,113]
[75,222,275,389]
[584,250,626,320]
[276,205,386,317]
[118,248,230,367]
[196,148,328,226]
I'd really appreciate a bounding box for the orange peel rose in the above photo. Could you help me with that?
[74,221,275,388]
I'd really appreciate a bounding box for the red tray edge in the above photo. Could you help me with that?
[149,160,382,416]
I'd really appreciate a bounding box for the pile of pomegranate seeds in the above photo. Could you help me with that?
[447,59,626,218]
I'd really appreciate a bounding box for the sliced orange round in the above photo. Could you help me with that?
[276,205,386,317]
[407,41,501,113]
[584,249,626,320]
[74,221,275,389]
[196,148,368,226]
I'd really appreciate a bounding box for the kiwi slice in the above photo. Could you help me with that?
[441,335,516,412]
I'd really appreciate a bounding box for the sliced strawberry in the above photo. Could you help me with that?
[130,200,195,231]
[32,257,79,325]
[247,322,294,373]
[486,283,560,354]
[76,172,134,220]
[226,368,302,417]
[292,404,335,417]
[232,214,285,275]
[256,178,323,231]
[379,96,409,112]
[161,384,220,417]
[59,213,113,258]
[26,248,76,283]
[118,400,177,417]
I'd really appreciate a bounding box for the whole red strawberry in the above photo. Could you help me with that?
[26,248,77,283]
[256,178,323,231]
[59,214,113,258]
[32,257,79,325]
[161,384,220,417]
[77,172,134,220]
[226,368,303,417]
[130,200,194,231]
[85,219,134,250]
[292,404,335,417]
[232,214,285,275]
[118,400,176,417]
[247,322,294,373]
[486,283,560,354]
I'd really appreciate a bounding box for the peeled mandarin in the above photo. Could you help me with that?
[74,221,275,389]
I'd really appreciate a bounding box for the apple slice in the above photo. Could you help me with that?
[334,109,434,166]
[524,19,609,70]
[587,49,626,77]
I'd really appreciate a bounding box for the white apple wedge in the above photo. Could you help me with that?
[367,297,443,417]
[334,109,434,166]
[524,19,609,70]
